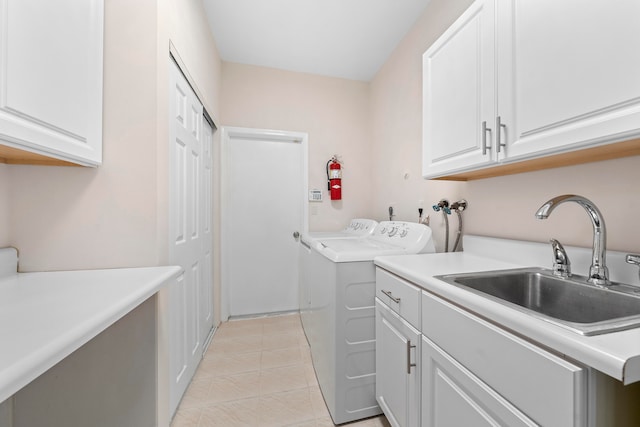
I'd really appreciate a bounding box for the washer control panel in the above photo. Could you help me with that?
[371,221,434,252]
[343,218,378,235]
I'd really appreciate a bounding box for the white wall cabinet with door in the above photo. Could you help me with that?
[0,0,103,166]
[168,59,215,416]
[422,0,640,179]
[422,0,497,177]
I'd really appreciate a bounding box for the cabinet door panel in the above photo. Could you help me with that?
[0,0,103,165]
[375,300,420,427]
[499,0,640,160]
[422,291,587,427]
[422,0,496,178]
[422,335,537,427]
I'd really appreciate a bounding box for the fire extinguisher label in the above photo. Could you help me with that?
[331,184,341,189]
[329,170,341,179]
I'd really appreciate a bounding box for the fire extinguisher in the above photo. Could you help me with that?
[326,156,342,200]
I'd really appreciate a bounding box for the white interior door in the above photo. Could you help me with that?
[168,59,214,415]
[222,127,308,319]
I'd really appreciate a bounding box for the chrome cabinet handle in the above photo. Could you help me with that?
[496,116,507,153]
[407,340,416,374]
[482,121,491,155]
[381,290,400,303]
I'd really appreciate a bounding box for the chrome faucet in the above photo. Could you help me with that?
[535,195,610,286]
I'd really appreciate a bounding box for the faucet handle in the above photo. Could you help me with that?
[550,239,571,278]
[626,254,640,266]
[626,254,640,281]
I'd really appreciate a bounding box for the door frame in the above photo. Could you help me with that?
[220,126,309,321]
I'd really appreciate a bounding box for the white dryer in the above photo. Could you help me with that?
[303,218,378,241]
[299,218,377,332]
[302,221,435,424]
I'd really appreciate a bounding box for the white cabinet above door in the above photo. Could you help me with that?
[0,0,103,166]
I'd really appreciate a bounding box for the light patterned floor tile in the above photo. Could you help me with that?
[170,407,201,427]
[258,388,316,427]
[260,364,309,394]
[172,313,389,427]
[261,345,304,369]
[207,371,262,404]
[198,351,262,377]
[209,334,264,355]
[178,377,213,409]
[197,397,261,427]
[261,331,306,350]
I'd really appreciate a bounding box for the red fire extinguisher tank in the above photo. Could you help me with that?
[327,157,342,200]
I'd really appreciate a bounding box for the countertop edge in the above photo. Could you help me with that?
[0,265,182,403]
[374,252,640,384]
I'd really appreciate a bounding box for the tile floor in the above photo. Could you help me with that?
[171,313,390,427]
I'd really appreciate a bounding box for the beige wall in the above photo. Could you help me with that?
[371,0,640,254]
[5,0,222,273]
[221,62,372,231]
[370,0,472,251]
[7,0,162,272]
[0,165,7,246]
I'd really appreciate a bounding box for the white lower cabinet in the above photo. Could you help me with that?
[421,291,587,427]
[375,266,589,427]
[421,335,536,427]
[375,299,421,427]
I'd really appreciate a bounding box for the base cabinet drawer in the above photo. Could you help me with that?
[376,268,421,329]
[421,291,587,427]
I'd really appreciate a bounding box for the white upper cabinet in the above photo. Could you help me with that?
[422,0,496,177]
[423,0,640,179]
[498,0,640,162]
[0,0,104,166]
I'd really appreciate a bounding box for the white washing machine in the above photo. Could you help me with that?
[302,221,435,424]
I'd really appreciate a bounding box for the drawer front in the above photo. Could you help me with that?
[376,268,421,329]
[421,291,587,427]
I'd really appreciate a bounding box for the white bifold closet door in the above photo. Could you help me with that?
[168,59,214,416]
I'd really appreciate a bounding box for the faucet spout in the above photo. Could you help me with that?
[535,195,609,286]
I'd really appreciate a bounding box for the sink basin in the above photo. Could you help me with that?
[436,268,640,336]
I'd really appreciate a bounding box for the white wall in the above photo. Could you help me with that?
[221,63,372,232]
[370,0,640,254]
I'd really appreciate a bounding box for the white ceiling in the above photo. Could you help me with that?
[203,0,431,82]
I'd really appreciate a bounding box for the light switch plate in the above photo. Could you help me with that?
[309,189,323,202]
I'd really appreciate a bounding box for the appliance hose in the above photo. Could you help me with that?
[443,210,449,253]
[452,209,463,252]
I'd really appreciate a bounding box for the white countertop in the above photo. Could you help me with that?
[0,261,181,403]
[374,236,640,385]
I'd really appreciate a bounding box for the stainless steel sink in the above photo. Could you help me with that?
[436,268,640,336]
